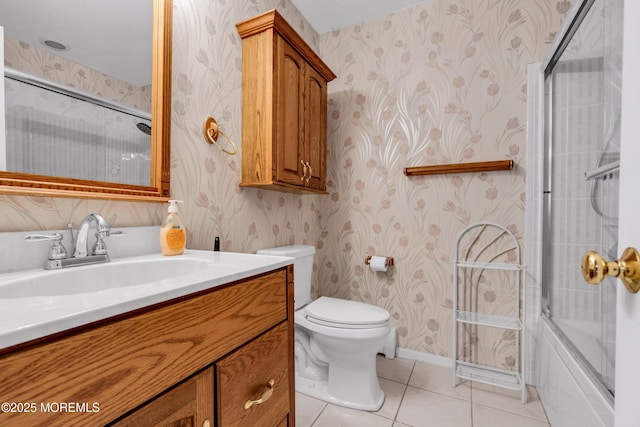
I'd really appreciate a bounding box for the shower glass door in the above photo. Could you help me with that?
[542,0,621,399]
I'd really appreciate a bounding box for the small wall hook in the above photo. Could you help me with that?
[203,117,237,155]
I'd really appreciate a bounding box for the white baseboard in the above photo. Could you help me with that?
[395,347,452,368]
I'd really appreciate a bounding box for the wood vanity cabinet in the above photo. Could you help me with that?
[0,266,295,427]
[110,367,214,427]
[236,9,336,194]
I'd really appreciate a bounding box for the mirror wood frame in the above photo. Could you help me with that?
[0,0,172,201]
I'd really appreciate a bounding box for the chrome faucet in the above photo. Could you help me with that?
[26,213,123,269]
[73,213,111,258]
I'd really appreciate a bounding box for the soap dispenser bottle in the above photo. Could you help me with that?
[160,199,186,256]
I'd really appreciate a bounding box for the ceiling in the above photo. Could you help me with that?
[290,0,428,34]
[0,1,424,87]
[0,0,152,87]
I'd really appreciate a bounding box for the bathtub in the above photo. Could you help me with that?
[535,317,613,427]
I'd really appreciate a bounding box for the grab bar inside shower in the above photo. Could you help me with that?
[584,160,620,180]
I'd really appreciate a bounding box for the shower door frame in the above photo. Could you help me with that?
[540,0,615,405]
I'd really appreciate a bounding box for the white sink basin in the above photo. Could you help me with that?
[0,243,294,350]
[0,256,218,298]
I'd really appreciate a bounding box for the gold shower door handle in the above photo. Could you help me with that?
[581,247,640,293]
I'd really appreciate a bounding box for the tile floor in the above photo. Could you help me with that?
[295,356,551,427]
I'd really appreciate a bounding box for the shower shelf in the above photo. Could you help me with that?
[455,362,523,391]
[452,222,527,404]
[455,311,521,330]
[455,260,521,271]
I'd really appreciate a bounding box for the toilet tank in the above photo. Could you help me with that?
[256,245,315,310]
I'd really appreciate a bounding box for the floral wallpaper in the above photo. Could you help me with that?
[317,0,570,366]
[169,0,321,258]
[0,0,569,367]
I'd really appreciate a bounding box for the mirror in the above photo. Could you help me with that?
[0,0,171,200]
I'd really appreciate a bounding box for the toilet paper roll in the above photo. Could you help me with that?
[369,256,388,272]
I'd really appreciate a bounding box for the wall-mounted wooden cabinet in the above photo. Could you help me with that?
[236,9,336,194]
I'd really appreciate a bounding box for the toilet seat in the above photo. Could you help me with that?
[305,296,389,329]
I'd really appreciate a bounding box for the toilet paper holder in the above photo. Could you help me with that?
[364,256,394,267]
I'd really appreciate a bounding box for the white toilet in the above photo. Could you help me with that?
[257,245,396,411]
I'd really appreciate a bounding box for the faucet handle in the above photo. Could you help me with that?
[92,234,108,255]
[92,230,125,255]
[25,233,67,260]
[25,233,63,241]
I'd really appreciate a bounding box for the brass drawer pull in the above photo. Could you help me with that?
[300,159,308,181]
[305,161,312,183]
[244,379,275,410]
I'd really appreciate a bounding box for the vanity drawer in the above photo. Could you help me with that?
[217,322,290,426]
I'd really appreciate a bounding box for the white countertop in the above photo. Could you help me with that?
[0,250,293,350]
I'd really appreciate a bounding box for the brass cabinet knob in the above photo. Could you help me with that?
[581,247,640,293]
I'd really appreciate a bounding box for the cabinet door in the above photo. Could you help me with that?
[109,368,214,427]
[275,37,306,187]
[216,322,290,426]
[304,64,327,191]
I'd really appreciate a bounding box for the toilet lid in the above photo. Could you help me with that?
[305,296,389,329]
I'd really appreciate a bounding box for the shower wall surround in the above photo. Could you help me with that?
[5,83,151,185]
[0,0,569,366]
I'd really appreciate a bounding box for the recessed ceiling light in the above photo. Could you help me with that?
[41,39,68,51]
